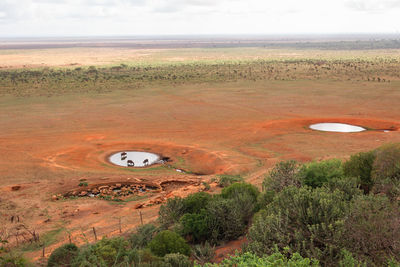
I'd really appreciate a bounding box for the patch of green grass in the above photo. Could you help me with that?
[20,227,65,252]
[123,194,149,202]
[78,181,88,187]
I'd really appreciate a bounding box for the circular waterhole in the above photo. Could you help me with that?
[109,151,160,167]
[309,123,366,133]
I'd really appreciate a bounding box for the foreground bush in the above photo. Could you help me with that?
[343,151,376,193]
[129,224,158,249]
[47,243,78,267]
[299,159,344,188]
[263,160,301,192]
[0,252,30,267]
[198,251,319,267]
[214,175,244,187]
[158,197,185,227]
[372,143,400,199]
[71,237,132,266]
[148,230,191,257]
[162,253,193,267]
[247,186,348,265]
[343,195,400,265]
[192,242,215,265]
[159,183,259,245]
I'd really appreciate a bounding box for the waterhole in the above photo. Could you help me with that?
[109,151,160,167]
[309,123,366,133]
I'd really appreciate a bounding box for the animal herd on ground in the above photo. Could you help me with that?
[120,152,149,167]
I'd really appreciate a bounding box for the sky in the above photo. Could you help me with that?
[0,0,400,37]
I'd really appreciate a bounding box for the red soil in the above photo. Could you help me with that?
[0,80,400,260]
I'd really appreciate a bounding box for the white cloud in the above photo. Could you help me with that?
[0,0,399,36]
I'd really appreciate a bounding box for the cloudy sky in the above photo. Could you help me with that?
[0,0,399,37]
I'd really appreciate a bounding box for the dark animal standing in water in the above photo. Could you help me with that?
[127,160,134,167]
[121,152,127,160]
[143,159,149,166]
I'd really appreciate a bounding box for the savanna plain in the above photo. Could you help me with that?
[0,38,400,266]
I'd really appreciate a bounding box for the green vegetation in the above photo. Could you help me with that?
[214,174,244,187]
[148,230,191,257]
[78,181,88,187]
[129,224,158,249]
[299,159,344,188]
[248,144,400,266]
[3,143,400,266]
[1,56,399,97]
[372,143,400,199]
[159,183,260,244]
[47,243,78,267]
[262,160,301,192]
[343,151,376,193]
[198,251,319,267]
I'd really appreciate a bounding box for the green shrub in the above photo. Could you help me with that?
[257,190,275,209]
[198,251,319,267]
[263,160,301,192]
[247,186,348,266]
[182,192,211,214]
[215,175,244,187]
[0,252,30,267]
[343,195,400,265]
[299,159,344,188]
[72,237,131,266]
[158,197,185,227]
[372,143,400,199]
[338,250,366,267]
[180,211,210,243]
[130,224,158,249]
[192,242,215,265]
[206,197,246,243]
[323,176,362,201]
[221,183,259,202]
[343,151,376,193]
[148,230,191,257]
[47,243,79,267]
[372,143,400,181]
[163,253,193,267]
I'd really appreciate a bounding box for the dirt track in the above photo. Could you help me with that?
[1,79,400,259]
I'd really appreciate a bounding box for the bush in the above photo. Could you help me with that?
[130,224,158,249]
[299,159,344,188]
[342,195,400,265]
[257,190,275,209]
[163,253,193,267]
[343,151,376,193]
[372,143,400,199]
[247,186,348,266]
[148,230,191,257]
[182,192,211,214]
[372,143,400,181]
[206,197,246,243]
[192,242,215,265]
[71,237,131,266]
[47,243,79,267]
[263,160,301,192]
[180,211,210,243]
[221,183,259,202]
[0,252,30,267]
[198,251,319,267]
[323,176,362,201]
[158,197,185,227]
[215,175,244,187]
[338,250,366,267]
